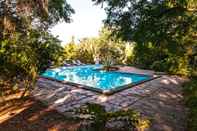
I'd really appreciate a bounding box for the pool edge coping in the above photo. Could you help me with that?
[38,72,161,95]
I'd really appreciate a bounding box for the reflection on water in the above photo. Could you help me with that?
[41,65,149,90]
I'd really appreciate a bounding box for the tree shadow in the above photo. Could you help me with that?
[0,98,81,131]
[129,76,187,131]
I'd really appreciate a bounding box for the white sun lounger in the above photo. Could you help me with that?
[76,60,85,65]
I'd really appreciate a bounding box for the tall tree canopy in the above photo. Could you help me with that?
[0,0,74,38]
[93,0,197,76]
[0,0,74,97]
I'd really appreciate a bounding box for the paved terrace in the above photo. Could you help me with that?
[31,66,187,131]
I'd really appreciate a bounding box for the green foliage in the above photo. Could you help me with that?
[29,30,64,71]
[48,0,75,24]
[98,28,127,65]
[0,0,74,38]
[124,43,135,65]
[100,43,117,67]
[0,30,63,76]
[0,0,73,98]
[63,27,131,65]
[183,79,197,131]
[63,37,79,61]
[133,42,192,75]
[74,103,150,131]
[0,30,64,98]
[78,38,99,63]
[93,0,197,76]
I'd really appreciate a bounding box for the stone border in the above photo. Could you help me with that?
[39,73,160,95]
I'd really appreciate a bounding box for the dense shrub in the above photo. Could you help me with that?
[73,103,150,131]
[132,42,194,76]
[0,30,64,97]
[0,0,74,98]
[151,55,190,76]
[183,79,197,131]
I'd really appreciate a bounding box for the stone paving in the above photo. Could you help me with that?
[31,66,187,131]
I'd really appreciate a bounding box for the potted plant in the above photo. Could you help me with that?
[100,46,119,71]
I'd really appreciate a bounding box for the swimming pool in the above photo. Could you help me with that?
[41,65,156,94]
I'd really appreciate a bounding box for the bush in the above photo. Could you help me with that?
[151,55,190,76]
[132,42,193,76]
[0,30,64,98]
[73,103,150,131]
[183,79,197,131]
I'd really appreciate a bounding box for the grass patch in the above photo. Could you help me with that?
[183,78,197,131]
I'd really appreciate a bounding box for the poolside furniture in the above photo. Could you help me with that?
[76,60,85,65]
[72,60,80,65]
[63,61,71,66]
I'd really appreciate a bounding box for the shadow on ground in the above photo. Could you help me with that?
[0,97,81,131]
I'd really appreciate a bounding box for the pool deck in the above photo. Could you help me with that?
[31,66,187,131]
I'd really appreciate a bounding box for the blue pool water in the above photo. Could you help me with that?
[41,65,151,92]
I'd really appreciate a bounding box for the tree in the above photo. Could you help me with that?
[63,36,78,61]
[63,27,129,65]
[0,0,74,98]
[0,0,74,38]
[93,0,197,76]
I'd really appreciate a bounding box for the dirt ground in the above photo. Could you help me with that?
[0,91,82,131]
